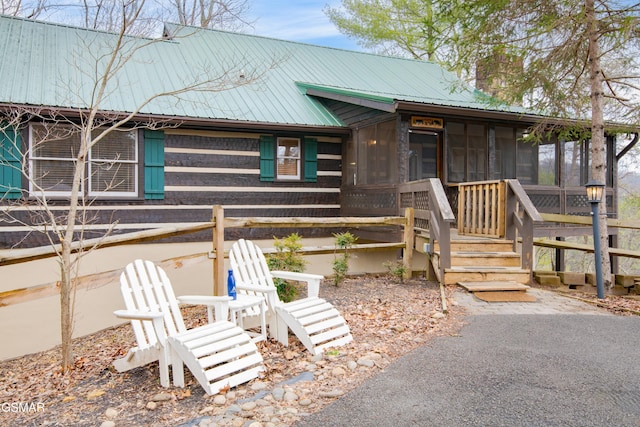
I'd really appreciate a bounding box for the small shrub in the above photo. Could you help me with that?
[267,233,306,302]
[332,231,357,286]
[384,260,408,283]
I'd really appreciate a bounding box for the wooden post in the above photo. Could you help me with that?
[212,205,225,296]
[403,207,414,280]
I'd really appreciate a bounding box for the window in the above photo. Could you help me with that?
[277,138,301,180]
[354,120,397,185]
[446,122,487,182]
[29,124,139,197]
[259,135,317,182]
[516,136,557,185]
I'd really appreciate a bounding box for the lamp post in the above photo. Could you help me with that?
[585,179,605,299]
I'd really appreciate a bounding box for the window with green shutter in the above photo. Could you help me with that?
[144,130,165,200]
[0,126,23,200]
[259,135,317,182]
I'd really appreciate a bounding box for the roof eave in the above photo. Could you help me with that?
[0,104,351,135]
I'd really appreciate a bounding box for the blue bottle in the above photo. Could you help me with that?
[227,269,237,300]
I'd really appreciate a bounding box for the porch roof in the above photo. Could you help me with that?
[0,14,531,128]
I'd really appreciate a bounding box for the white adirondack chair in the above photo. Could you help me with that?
[113,259,264,395]
[229,239,353,356]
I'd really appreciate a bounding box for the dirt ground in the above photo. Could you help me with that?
[1,275,638,427]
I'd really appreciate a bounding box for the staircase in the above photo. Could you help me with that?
[432,236,531,286]
[403,178,542,295]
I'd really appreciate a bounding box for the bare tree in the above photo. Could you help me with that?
[0,0,48,18]
[1,1,270,371]
[160,0,253,31]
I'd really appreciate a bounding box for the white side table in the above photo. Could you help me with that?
[228,294,267,343]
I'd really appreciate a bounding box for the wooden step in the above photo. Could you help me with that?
[447,251,521,267]
[457,281,530,292]
[443,267,531,285]
[434,239,515,253]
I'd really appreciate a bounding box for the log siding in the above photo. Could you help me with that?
[0,130,343,248]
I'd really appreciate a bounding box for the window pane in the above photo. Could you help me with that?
[563,140,582,186]
[32,159,75,192]
[447,122,465,182]
[538,142,557,185]
[276,138,300,179]
[516,139,536,184]
[409,132,438,181]
[90,162,136,192]
[31,125,81,159]
[467,124,486,181]
[493,126,516,179]
[92,130,137,161]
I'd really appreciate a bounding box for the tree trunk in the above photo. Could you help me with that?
[586,0,612,290]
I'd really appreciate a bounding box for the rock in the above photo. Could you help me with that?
[310,354,323,362]
[226,404,242,414]
[200,406,214,414]
[146,401,157,410]
[104,408,118,418]
[299,398,313,406]
[260,405,276,416]
[283,391,299,402]
[431,312,446,319]
[241,401,258,411]
[357,358,375,368]
[248,422,263,427]
[272,387,285,401]
[213,395,227,405]
[251,381,268,391]
[151,392,172,402]
[331,367,346,376]
[319,389,344,398]
[226,391,237,399]
[99,422,115,427]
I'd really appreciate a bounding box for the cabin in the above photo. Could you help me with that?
[0,15,636,275]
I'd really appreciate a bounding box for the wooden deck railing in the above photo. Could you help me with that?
[505,179,544,272]
[457,180,506,238]
[426,178,456,281]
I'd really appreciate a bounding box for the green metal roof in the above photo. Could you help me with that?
[0,15,528,128]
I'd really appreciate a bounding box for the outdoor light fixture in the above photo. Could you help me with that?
[585,179,605,299]
[585,179,605,203]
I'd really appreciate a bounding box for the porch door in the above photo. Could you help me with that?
[409,131,440,181]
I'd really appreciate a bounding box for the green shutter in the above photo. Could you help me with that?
[260,135,275,182]
[303,138,318,182]
[144,130,164,200]
[0,127,22,200]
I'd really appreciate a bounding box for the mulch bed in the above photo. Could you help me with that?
[1,276,638,426]
[0,275,465,426]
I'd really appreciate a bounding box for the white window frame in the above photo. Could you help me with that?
[28,124,138,198]
[276,137,301,180]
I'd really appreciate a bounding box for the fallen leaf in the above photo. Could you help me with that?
[87,389,106,399]
[62,396,76,402]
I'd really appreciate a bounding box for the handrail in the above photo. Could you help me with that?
[427,178,456,281]
[505,179,543,274]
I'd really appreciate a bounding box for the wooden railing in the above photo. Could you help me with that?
[0,208,413,305]
[505,179,543,272]
[426,178,456,281]
[457,180,506,238]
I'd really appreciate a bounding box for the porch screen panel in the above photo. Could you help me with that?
[357,120,397,185]
[493,126,516,179]
[516,138,537,184]
[538,140,557,185]
[563,139,582,186]
[467,124,486,181]
[446,122,465,183]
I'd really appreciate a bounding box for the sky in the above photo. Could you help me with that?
[248,0,362,51]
